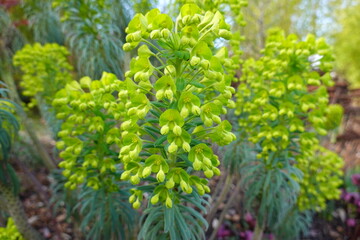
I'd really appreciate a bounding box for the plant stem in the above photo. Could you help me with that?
[253,220,265,240]
[206,173,232,223]
[0,182,44,240]
[208,179,241,240]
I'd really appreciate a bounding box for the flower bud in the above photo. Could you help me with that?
[133,199,141,209]
[180,107,189,118]
[142,166,152,177]
[193,159,202,170]
[192,105,201,115]
[166,178,175,189]
[200,60,210,70]
[129,194,136,203]
[130,175,140,184]
[161,29,171,38]
[150,194,159,205]
[165,197,173,208]
[123,43,133,51]
[121,171,131,180]
[150,30,161,39]
[182,142,191,152]
[160,125,169,135]
[156,169,165,182]
[204,169,214,178]
[190,56,201,66]
[173,125,182,136]
[168,142,178,153]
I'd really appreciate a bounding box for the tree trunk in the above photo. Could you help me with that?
[0,182,44,240]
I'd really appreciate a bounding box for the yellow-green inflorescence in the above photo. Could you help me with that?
[295,146,343,211]
[13,43,73,108]
[173,0,247,81]
[0,218,24,240]
[55,4,238,208]
[53,73,126,191]
[235,29,344,211]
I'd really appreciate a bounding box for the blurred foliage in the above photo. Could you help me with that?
[52,0,131,79]
[13,43,73,108]
[334,3,360,88]
[0,84,20,193]
[241,0,301,57]
[50,169,137,240]
[296,146,343,211]
[0,7,25,71]
[13,43,73,136]
[138,193,209,240]
[21,0,64,44]
[132,0,158,13]
[75,185,136,240]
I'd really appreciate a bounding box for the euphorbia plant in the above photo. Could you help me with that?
[13,43,73,136]
[233,29,344,239]
[54,3,238,239]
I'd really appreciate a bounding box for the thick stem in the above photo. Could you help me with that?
[209,180,242,240]
[253,220,265,240]
[0,182,44,240]
[2,70,57,170]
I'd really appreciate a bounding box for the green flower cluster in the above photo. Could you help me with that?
[199,0,248,81]
[235,29,343,211]
[13,43,73,108]
[54,3,237,209]
[295,146,343,211]
[120,3,237,208]
[169,0,247,81]
[236,30,334,159]
[0,218,24,240]
[53,73,125,191]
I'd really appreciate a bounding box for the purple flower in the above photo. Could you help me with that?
[244,230,253,240]
[244,212,256,227]
[344,192,360,204]
[217,225,232,238]
[352,174,360,186]
[347,218,356,227]
[341,189,347,199]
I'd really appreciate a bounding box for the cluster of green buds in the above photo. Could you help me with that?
[118,3,237,208]
[295,146,343,211]
[13,43,73,108]
[53,73,126,191]
[235,29,335,160]
[172,0,247,81]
